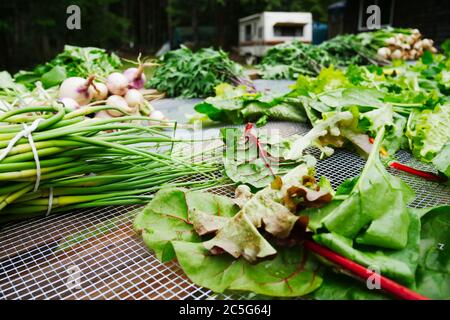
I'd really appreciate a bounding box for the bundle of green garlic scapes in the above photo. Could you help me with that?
[0,104,222,223]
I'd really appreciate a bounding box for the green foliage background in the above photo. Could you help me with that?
[0,0,334,72]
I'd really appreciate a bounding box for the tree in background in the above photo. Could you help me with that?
[0,0,334,72]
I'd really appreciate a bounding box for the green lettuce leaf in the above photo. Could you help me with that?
[284,111,354,160]
[314,206,420,285]
[321,128,415,250]
[406,103,450,163]
[194,84,307,125]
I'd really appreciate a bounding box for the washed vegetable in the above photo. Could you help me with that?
[194,83,307,126]
[58,76,96,105]
[92,82,108,101]
[0,105,220,222]
[134,185,325,297]
[124,66,147,90]
[106,72,129,96]
[14,45,122,89]
[148,46,250,98]
[124,89,145,109]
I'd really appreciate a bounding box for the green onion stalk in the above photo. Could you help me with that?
[0,104,225,224]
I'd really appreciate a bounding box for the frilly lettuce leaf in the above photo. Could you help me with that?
[284,111,354,160]
[200,164,333,262]
[406,103,450,162]
[432,143,450,178]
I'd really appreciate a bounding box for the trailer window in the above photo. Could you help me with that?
[258,26,263,39]
[245,24,252,41]
[273,24,304,37]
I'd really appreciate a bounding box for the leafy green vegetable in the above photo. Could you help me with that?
[259,41,335,79]
[314,208,420,285]
[311,270,389,300]
[135,183,325,297]
[415,206,450,299]
[406,103,450,164]
[148,46,249,98]
[194,83,307,125]
[432,143,450,178]
[320,128,415,250]
[199,164,332,262]
[14,45,122,89]
[133,188,239,262]
[173,241,323,297]
[284,111,354,160]
[220,126,304,189]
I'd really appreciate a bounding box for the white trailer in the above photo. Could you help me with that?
[239,12,313,64]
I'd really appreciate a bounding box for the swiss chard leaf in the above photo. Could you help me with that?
[172,241,323,297]
[313,206,421,285]
[221,126,302,189]
[133,188,239,262]
[135,185,325,298]
[311,270,389,300]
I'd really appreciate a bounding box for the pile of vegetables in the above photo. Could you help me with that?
[259,41,336,79]
[14,46,122,89]
[0,104,220,224]
[259,28,439,80]
[1,46,167,122]
[134,129,449,299]
[364,28,438,61]
[148,46,251,98]
[195,49,450,179]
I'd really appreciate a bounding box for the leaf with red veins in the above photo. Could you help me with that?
[133,188,239,262]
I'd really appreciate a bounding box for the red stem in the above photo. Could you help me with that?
[304,240,430,300]
[244,123,275,176]
[368,137,445,182]
[390,162,445,182]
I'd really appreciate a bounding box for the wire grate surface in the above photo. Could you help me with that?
[1,122,449,300]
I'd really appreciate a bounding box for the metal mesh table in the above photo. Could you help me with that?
[1,121,449,300]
